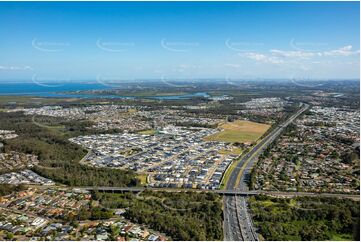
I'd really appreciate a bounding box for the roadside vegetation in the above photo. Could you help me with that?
[219,148,249,189]
[94,191,223,241]
[249,195,360,241]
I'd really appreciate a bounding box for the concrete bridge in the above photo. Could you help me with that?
[75,186,360,200]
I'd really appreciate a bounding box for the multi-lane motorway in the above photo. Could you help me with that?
[223,103,309,241]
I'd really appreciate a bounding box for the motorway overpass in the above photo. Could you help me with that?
[74,186,360,200]
[223,103,310,241]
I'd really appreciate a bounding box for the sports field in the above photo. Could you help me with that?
[205,120,270,143]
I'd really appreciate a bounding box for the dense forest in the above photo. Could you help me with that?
[250,195,360,241]
[0,112,87,162]
[0,184,25,196]
[0,112,139,187]
[95,191,223,241]
[33,162,139,187]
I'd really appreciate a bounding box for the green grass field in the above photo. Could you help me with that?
[331,233,354,241]
[205,120,270,143]
[137,129,157,135]
[219,147,242,155]
[0,96,79,106]
[137,174,148,185]
[219,161,237,189]
[219,149,245,189]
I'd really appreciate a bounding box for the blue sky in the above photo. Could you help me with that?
[0,1,359,81]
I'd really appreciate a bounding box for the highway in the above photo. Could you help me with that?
[223,103,309,241]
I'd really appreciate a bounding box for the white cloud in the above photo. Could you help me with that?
[270,49,320,58]
[239,45,359,66]
[272,45,359,58]
[323,45,359,56]
[240,52,284,64]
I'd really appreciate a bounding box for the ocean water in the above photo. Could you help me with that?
[0,82,209,100]
[0,82,107,95]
